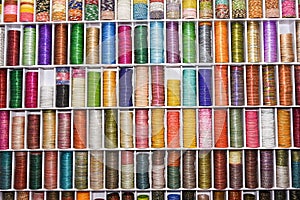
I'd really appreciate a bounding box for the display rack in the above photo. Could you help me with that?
[0,0,300,200]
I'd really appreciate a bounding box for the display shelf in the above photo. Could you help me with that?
[0,0,300,200]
